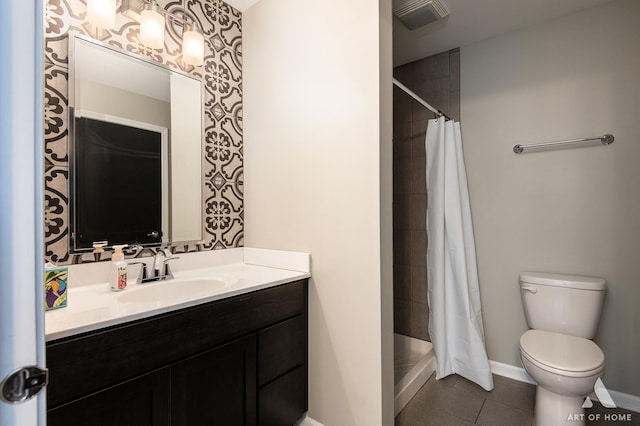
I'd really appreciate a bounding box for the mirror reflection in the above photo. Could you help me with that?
[69,34,203,252]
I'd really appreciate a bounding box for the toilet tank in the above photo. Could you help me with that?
[520,272,606,339]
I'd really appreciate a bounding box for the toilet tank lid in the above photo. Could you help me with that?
[520,272,606,290]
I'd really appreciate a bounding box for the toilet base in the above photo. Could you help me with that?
[534,386,585,426]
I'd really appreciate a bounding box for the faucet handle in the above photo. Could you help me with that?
[161,257,180,280]
[127,261,148,282]
[151,248,170,274]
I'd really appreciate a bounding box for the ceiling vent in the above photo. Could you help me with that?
[393,0,450,30]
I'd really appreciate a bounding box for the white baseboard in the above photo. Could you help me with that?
[590,390,640,414]
[490,360,640,413]
[489,360,535,384]
[295,414,325,426]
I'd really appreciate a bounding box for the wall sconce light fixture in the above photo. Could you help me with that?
[86,0,117,29]
[182,24,204,66]
[127,0,204,66]
[140,2,166,49]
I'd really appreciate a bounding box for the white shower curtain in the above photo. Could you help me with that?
[426,117,494,391]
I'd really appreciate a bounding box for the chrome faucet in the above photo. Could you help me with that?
[130,248,179,283]
[153,248,178,280]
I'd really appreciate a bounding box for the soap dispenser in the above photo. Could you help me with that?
[110,244,128,291]
[92,241,107,262]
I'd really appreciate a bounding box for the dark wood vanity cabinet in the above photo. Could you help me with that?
[171,335,258,426]
[47,368,170,426]
[46,279,308,426]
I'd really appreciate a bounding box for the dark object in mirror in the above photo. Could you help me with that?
[73,117,163,250]
[68,34,204,253]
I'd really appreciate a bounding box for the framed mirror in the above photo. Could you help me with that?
[69,34,204,252]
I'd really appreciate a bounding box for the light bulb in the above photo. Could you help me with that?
[140,4,165,49]
[87,0,116,29]
[183,24,204,66]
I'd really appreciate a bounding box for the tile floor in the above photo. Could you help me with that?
[395,373,640,426]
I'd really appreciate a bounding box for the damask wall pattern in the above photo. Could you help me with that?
[44,0,243,264]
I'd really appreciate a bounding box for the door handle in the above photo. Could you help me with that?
[0,366,48,403]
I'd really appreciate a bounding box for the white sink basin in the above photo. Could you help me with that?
[118,277,229,305]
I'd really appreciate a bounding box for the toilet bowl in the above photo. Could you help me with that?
[519,272,607,426]
[520,330,605,426]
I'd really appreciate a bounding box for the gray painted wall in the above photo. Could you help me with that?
[461,0,640,396]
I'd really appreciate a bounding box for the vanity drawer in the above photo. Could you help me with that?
[47,279,307,408]
[258,314,306,386]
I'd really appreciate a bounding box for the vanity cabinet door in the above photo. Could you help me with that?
[257,315,308,426]
[258,366,306,426]
[47,368,170,426]
[171,334,257,426]
[257,315,306,386]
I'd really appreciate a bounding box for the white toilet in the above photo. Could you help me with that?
[519,272,606,426]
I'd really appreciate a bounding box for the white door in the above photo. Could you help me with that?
[0,0,47,425]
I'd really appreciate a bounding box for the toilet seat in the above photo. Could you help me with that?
[520,330,605,378]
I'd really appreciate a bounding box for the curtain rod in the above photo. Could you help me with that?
[392,78,451,121]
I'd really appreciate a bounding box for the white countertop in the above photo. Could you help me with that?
[45,248,311,341]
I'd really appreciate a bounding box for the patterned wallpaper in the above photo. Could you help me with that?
[44,0,243,264]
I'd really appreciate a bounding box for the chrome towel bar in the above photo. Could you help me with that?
[513,134,614,154]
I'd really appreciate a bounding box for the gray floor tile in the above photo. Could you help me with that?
[411,374,485,423]
[453,374,535,413]
[396,372,639,426]
[451,374,494,400]
[396,406,476,426]
[585,402,640,426]
[476,399,533,426]
[488,375,535,412]
[423,372,458,389]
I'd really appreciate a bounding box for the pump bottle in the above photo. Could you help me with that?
[110,244,128,291]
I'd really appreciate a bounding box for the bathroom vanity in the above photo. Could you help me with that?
[45,249,310,426]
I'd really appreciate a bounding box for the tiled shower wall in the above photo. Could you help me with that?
[44,0,243,264]
[393,49,460,341]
